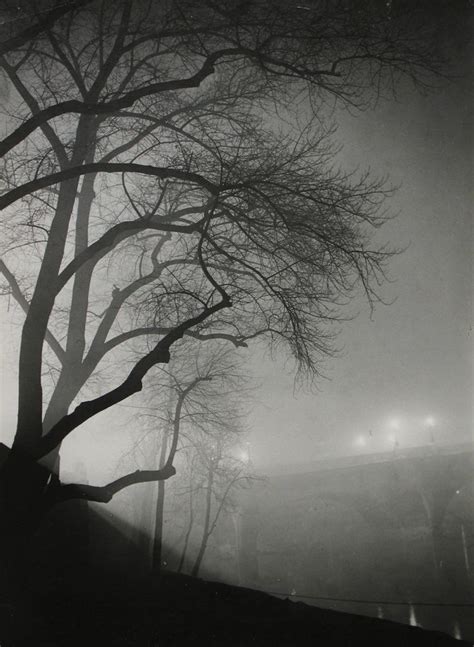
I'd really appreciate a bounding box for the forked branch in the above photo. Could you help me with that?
[36,294,232,458]
[47,463,177,505]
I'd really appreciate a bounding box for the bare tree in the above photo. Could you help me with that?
[0,1,94,58]
[117,341,250,575]
[0,0,444,597]
[188,433,253,578]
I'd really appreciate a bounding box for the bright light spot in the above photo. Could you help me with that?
[388,418,401,431]
[409,605,418,627]
[239,450,249,463]
[424,416,436,427]
[354,435,367,447]
[456,490,460,495]
[453,620,461,640]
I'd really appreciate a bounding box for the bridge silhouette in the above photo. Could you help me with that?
[2,439,470,640]
[232,443,473,641]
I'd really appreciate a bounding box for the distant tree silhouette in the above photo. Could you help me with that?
[188,432,253,578]
[116,342,249,575]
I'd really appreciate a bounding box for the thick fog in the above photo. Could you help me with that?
[248,67,472,468]
[0,4,472,643]
[2,48,471,477]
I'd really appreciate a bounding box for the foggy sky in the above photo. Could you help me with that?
[0,16,472,484]
[249,48,472,468]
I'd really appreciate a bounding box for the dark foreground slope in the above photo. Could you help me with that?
[0,497,470,646]
[1,571,470,647]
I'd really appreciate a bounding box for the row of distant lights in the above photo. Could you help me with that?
[354,416,437,449]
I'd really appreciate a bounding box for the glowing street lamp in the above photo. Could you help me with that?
[354,435,367,448]
[239,442,252,464]
[388,418,401,432]
[239,450,248,463]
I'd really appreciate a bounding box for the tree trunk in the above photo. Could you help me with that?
[191,464,214,578]
[135,481,154,571]
[0,444,51,602]
[151,427,169,576]
[14,116,95,455]
[41,373,83,472]
[177,489,195,574]
[4,119,97,602]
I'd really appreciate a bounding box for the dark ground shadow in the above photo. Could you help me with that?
[0,498,470,646]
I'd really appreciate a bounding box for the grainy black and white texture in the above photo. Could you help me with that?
[0,1,471,645]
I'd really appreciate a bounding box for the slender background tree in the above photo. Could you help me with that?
[116,341,250,575]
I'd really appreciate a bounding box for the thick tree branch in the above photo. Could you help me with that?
[102,327,248,353]
[36,294,232,458]
[83,254,196,370]
[0,40,345,160]
[0,162,219,210]
[87,1,132,101]
[0,0,93,57]
[0,48,241,158]
[97,100,218,164]
[0,258,65,362]
[13,116,97,455]
[0,56,68,167]
[56,216,203,292]
[48,463,177,505]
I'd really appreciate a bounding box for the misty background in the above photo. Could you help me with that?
[0,4,472,645]
[2,33,471,480]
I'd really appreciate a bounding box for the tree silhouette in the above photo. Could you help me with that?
[115,342,249,575]
[0,0,444,598]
